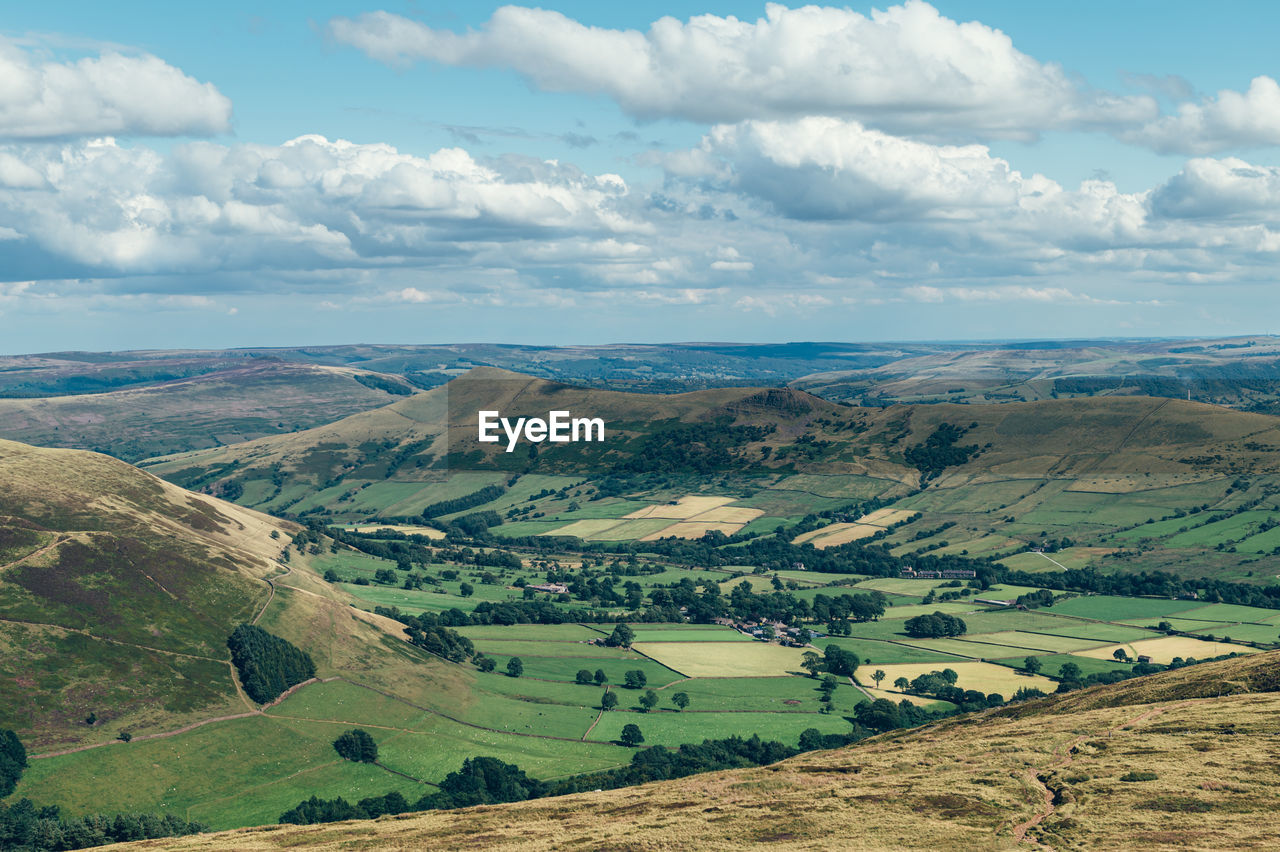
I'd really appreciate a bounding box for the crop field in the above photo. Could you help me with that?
[648,676,857,714]
[468,640,626,659]
[632,642,810,678]
[625,626,753,643]
[342,523,445,538]
[877,602,991,619]
[1046,595,1207,621]
[643,521,744,540]
[1180,623,1280,643]
[732,489,854,518]
[765,474,893,500]
[1161,511,1277,549]
[855,661,1057,696]
[989,653,1132,679]
[966,630,1106,653]
[624,495,736,520]
[543,518,674,541]
[1073,635,1259,665]
[856,685,955,709]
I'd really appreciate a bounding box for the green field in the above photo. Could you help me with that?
[588,709,854,748]
[1046,596,1206,621]
[815,637,965,666]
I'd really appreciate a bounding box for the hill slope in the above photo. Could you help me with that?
[0,439,297,750]
[118,650,1280,851]
[0,362,409,461]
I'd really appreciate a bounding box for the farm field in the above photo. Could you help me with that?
[855,661,1057,696]
[625,626,754,643]
[815,636,964,666]
[1046,595,1208,621]
[588,709,852,748]
[632,642,810,678]
[1073,635,1261,665]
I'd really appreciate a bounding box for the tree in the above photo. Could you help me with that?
[1058,662,1082,682]
[333,729,378,763]
[506,657,524,677]
[623,669,648,689]
[475,654,496,673]
[639,690,659,712]
[593,669,608,686]
[0,729,26,797]
[374,568,397,585]
[893,677,910,692]
[601,692,619,711]
[671,692,690,711]
[1023,656,1042,675]
[619,723,644,747]
[801,651,823,678]
[903,612,967,638]
[871,669,886,689]
[459,582,475,598]
[1113,648,1130,662]
[605,623,635,648]
[575,669,594,685]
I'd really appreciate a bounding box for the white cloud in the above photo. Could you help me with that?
[1123,76,1280,155]
[0,40,231,139]
[1149,157,1280,220]
[329,2,1154,140]
[0,135,640,281]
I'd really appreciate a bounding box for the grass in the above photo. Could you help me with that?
[626,626,754,643]
[455,624,606,642]
[1177,602,1280,624]
[814,636,966,666]
[481,655,684,687]
[588,709,854,748]
[632,642,810,678]
[1046,596,1206,621]
[14,715,424,831]
[856,661,1058,696]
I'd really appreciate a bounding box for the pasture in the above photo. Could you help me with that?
[632,641,810,678]
[1074,636,1259,665]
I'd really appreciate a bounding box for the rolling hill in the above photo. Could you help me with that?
[102,649,1280,850]
[0,361,413,462]
[141,368,1280,581]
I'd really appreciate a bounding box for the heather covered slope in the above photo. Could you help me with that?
[115,651,1280,851]
[0,439,296,750]
[0,361,408,462]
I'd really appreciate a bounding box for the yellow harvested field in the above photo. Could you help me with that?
[347,524,445,539]
[632,641,809,678]
[692,506,765,524]
[793,508,917,548]
[808,524,884,548]
[624,495,736,520]
[641,521,744,540]
[858,507,917,527]
[539,518,627,538]
[859,686,941,707]
[1073,636,1260,665]
[855,661,1057,696]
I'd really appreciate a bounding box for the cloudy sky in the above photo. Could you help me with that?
[3,1,1280,352]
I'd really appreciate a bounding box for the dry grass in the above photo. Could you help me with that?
[641,521,744,541]
[624,495,737,520]
[855,662,1058,696]
[632,641,809,678]
[1073,636,1260,665]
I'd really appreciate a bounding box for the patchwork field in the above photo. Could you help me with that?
[855,661,1057,696]
[624,496,736,519]
[632,641,810,678]
[1074,635,1261,665]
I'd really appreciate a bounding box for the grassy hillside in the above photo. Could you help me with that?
[0,362,407,461]
[117,650,1280,851]
[143,369,1280,579]
[0,439,304,751]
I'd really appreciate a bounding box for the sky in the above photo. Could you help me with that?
[3,1,1280,352]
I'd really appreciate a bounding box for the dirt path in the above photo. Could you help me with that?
[1011,701,1185,845]
[0,534,66,572]
[30,676,320,760]
[582,687,609,740]
[252,563,291,625]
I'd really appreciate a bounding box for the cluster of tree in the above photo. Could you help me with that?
[802,645,860,678]
[903,422,980,478]
[385,613,475,662]
[332,729,379,763]
[351,373,414,396]
[602,624,634,647]
[1014,589,1056,609]
[452,510,503,537]
[279,792,410,825]
[226,624,316,704]
[902,612,968,638]
[618,422,776,475]
[420,485,507,520]
[0,730,26,798]
[0,799,205,850]
[998,566,1280,611]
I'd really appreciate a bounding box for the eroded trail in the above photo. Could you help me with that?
[1012,701,1186,846]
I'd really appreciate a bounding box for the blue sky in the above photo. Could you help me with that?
[3,2,1280,352]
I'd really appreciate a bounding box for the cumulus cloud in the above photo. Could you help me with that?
[0,40,231,139]
[329,2,1154,140]
[677,117,1043,220]
[1123,76,1280,155]
[0,135,639,282]
[1149,157,1280,220]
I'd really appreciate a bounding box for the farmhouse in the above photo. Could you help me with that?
[526,582,569,594]
[899,567,977,580]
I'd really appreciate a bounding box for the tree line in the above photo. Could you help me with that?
[227,624,316,704]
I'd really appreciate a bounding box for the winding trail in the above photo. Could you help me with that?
[0,534,67,572]
[1011,700,1187,846]
[581,687,610,740]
